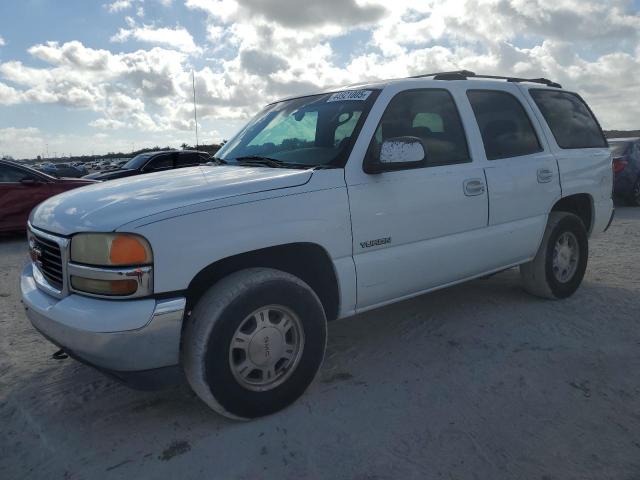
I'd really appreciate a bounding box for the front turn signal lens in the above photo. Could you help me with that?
[110,235,151,265]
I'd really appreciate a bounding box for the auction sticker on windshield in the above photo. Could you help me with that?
[327,90,372,102]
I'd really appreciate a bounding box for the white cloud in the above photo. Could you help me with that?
[0,36,5,47]
[1,0,640,158]
[106,0,133,13]
[106,0,173,14]
[111,23,201,53]
[0,82,22,105]
[0,127,44,158]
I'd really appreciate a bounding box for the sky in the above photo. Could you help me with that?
[0,0,639,159]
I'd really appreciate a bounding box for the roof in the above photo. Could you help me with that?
[136,150,209,156]
[608,137,640,143]
[270,70,563,105]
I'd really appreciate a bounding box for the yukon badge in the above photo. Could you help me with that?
[360,237,391,249]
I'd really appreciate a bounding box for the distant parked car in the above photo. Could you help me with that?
[0,160,96,233]
[610,138,640,206]
[84,150,210,181]
[39,162,87,178]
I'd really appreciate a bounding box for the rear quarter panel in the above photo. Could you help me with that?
[519,86,613,235]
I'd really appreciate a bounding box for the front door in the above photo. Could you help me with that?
[345,87,489,310]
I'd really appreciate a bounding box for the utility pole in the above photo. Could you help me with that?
[192,70,199,148]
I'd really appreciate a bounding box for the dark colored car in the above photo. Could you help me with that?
[84,150,211,181]
[39,162,88,178]
[0,160,96,233]
[610,138,640,206]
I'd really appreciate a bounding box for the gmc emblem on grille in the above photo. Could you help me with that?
[30,245,43,265]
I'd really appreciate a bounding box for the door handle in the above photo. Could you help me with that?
[537,168,554,183]
[463,178,486,196]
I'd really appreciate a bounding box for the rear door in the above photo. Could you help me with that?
[465,86,561,264]
[345,86,489,310]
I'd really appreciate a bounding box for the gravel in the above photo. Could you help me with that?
[1,207,639,479]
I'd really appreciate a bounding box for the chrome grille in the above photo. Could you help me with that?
[31,233,64,290]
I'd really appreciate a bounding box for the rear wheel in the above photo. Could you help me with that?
[520,212,588,299]
[182,268,327,419]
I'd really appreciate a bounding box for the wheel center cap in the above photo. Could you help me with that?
[248,327,284,367]
[558,247,571,267]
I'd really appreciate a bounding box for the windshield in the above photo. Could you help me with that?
[215,89,380,168]
[122,154,151,170]
[609,141,631,156]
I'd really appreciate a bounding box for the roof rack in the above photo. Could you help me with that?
[409,70,562,88]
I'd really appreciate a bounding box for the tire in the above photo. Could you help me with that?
[182,268,327,420]
[520,212,588,299]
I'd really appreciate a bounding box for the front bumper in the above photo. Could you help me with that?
[21,262,186,373]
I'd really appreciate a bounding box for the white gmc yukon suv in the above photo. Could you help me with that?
[21,71,614,419]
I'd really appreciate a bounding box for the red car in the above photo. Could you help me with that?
[0,160,96,233]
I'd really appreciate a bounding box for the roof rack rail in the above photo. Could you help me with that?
[410,70,562,88]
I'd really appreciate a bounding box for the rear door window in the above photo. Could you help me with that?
[529,90,607,149]
[467,90,542,160]
[145,154,173,171]
[0,165,30,182]
[176,152,200,167]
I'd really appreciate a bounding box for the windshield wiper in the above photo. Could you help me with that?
[234,156,312,169]
[209,156,227,165]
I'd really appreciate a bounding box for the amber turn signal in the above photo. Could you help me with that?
[110,235,151,265]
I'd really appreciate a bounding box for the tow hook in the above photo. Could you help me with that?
[52,349,69,360]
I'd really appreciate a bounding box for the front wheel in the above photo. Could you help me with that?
[182,268,327,420]
[520,212,589,299]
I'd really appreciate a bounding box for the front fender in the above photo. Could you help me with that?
[128,183,355,316]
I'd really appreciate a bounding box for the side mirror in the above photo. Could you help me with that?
[365,136,428,174]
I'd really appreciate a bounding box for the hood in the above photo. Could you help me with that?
[31,165,312,235]
[84,169,137,181]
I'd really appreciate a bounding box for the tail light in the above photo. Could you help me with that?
[612,156,628,174]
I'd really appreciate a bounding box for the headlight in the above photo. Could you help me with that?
[69,233,153,298]
[71,233,152,266]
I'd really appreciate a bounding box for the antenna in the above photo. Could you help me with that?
[192,70,199,149]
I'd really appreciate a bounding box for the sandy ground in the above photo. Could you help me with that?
[1,208,640,480]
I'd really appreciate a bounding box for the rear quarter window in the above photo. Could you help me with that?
[529,90,607,149]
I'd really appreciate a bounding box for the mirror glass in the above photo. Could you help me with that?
[379,136,426,164]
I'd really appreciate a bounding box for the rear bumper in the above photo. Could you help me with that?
[21,262,186,373]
